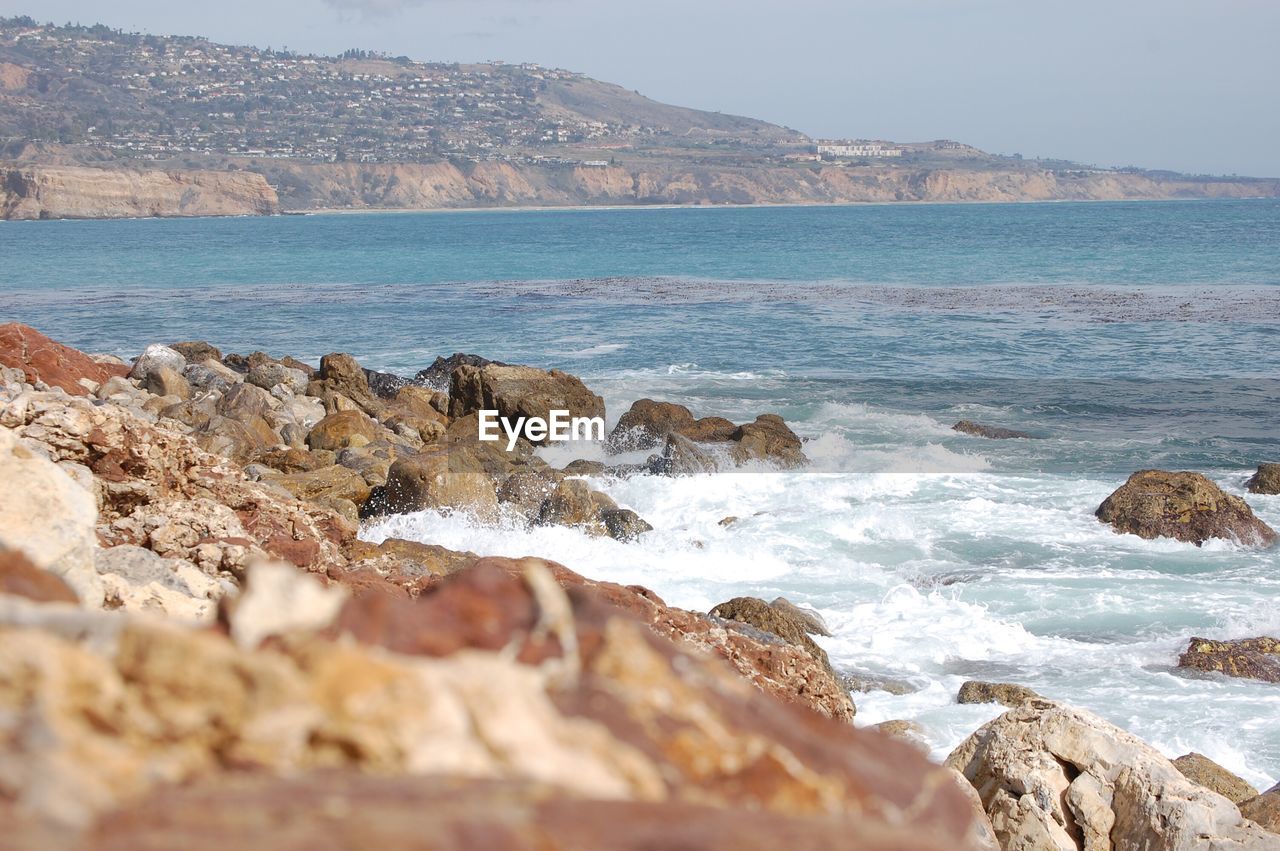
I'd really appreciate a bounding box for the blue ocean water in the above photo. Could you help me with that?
[4,199,1280,783]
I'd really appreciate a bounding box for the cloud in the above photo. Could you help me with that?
[322,0,430,17]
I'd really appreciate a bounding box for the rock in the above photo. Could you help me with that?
[563,459,606,476]
[1177,636,1280,683]
[221,560,349,650]
[957,680,1042,708]
[680,416,738,442]
[1246,463,1280,495]
[600,508,653,541]
[648,432,720,476]
[216,381,276,421]
[378,385,447,445]
[0,323,127,395]
[363,368,411,399]
[953,420,1036,439]
[252,447,335,474]
[719,515,739,527]
[769,597,832,636]
[345,538,478,587]
[0,426,102,606]
[271,465,373,507]
[709,596,836,678]
[1173,753,1259,804]
[607,398,695,452]
[413,352,502,392]
[448,363,605,436]
[168,341,222,364]
[95,545,225,622]
[193,415,278,464]
[127,344,186,382]
[730,414,806,468]
[334,445,395,486]
[181,363,234,394]
[1239,787,1280,833]
[138,365,191,400]
[246,362,308,394]
[311,352,383,416]
[946,698,1276,851]
[1096,470,1277,547]
[306,410,382,451]
[368,448,498,518]
[874,719,929,751]
[536,479,617,534]
[496,468,566,520]
[843,674,921,695]
[0,547,79,603]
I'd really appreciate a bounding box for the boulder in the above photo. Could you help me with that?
[957,680,1042,708]
[1173,753,1259,804]
[306,410,382,451]
[600,508,653,541]
[363,368,411,399]
[946,699,1276,851]
[709,596,836,678]
[181,363,235,394]
[648,432,720,476]
[95,544,225,622]
[1177,636,1280,683]
[496,468,566,520]
[168,341,222,364]
[0,426,102,606]
[368,448,498,517]
[128,344,186,382]
[769,596,832,636]
[1239,786,1280,833]
[730,414,806,468]
[252,447,335,474]
[0,323,127,395]
[1246,463,1280,496]
[413,352,502,392]
[310,352,383,416]
[679,416,738,442]
[271,465,373,507]
[346,538,479,585]
[563,459,606,476]
[607,398,695,452]
[1096,470,1277,547]
[448,363,605,436]
[246,362,308,394]
[953,420,1036,439]
[0,547,78,604]
[138,365,191,400]
[193,415,278,464]
[536,478,618,534]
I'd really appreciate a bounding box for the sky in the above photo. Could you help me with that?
[4,0,1278,176]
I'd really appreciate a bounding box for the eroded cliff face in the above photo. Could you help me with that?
[0,165,279,220]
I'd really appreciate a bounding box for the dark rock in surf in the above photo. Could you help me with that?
[1095,470,1276,547]
[414,353,505,392]
[1246,463,1280,495]
[952,420,1035,440]
[1177,636,1280,683]
[957,680,1041,708]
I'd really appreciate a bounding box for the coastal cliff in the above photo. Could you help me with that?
[0,164,279,220]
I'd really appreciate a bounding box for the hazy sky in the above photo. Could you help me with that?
[5,0,1278,176]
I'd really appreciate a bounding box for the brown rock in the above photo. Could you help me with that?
[1246,463,1280,496]
[953,420,1035,439]
[730,414,807,468]
[1239,787,1280,833]
[956,680,1041,708]
[0,323,126,394]
[193,415,277,464]
[1173,753,1259,804]
[168,341,222,364]
[345,538,478,586]
[769,597,832,636]
[563,459,606,476]
[306,410,382,451]
[367,447,498,517]
[312,353,383,416]
[648,432,720,476]
[496,468,566,520]
[448,363,605,438]
[678,416,738,442]
[1096,470,1277,547]
[606,398,695,452]
[138,366,191,400]
[272,466,373,507]
[0,548,79,604]
[1177,636,1280,683]
[536,478,617,534]
[709,596,837,679]
[600,508,653,542]
[252,447,335,474]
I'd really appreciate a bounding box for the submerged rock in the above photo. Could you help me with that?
[1177,636,1280,683]
[1173,753,1259,804]
[729,413,806,468]
[952,420,1035,439]
[947,699,1276,851]
[957,680,1042,708]
[1246,463,1280,495]
[1095,470,1277,547]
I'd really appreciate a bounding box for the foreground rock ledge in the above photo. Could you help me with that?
[946,699,1276,851]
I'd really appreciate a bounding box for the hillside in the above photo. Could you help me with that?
[1,15,1277,219]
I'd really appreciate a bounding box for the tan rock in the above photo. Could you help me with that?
[448,363,605,437]
[306,410,381,451]
[606,398,695,452]
[1173,753,1259,804]
[957,680,1042,708]
[137,365,190,400]
[1246,463,1280,495]
[272,465,372,507]
[370,447,498,517]
[1178,636,1280,683]
[729,413,807,468]
[1096,470,1276,547]
[708,595,837,678]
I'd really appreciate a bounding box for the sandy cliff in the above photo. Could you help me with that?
[0,164,279,220]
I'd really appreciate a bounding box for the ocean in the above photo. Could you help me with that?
[3,198,1279,785]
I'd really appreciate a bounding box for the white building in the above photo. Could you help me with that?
[816,141,903,158]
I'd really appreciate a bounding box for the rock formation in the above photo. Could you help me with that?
[1096,470,1277,547]
[1247,463,1280,495]
[1178,636,1280,683]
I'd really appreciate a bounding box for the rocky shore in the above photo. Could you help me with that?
[1,321,1277,850]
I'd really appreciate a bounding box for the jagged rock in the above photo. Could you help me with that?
[362,368,410,399]
[536,479,618,534]
[769,597,832,636]
[0,547,78,604]
[563,459,606,476]
[310,352,383,416]
[600,508,653,541]
[0,426,102,606]
[271,465,373,507]
[95,544,225,622]
[138,365,191,400]
[607,398,695,452]
[128,344,186,382]
[1096,470,1277,547]
[413,352,502,392]
[1173,753,1259,804]
[497,468,566,520]
[448,363,605,435]
[709,596,836,678]
[648,432,720,476]
[953,420,1036,439]
[1240,786,1280,833]
[0,322,126,395]
[730,414,806,468]
[368,447,498,518]
[946,698,1276,851]
[168,341,222,364]
[252,447,335,474]
[306,410,382,451]
[680,416,738,442]
[246,362,308,394]
[957,680,1042,708]
[1177,636,1280,683]
[1246,463,1280,495]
